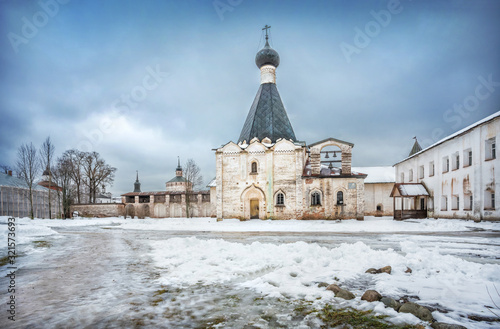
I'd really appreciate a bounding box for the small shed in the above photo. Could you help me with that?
[390,183,430,220]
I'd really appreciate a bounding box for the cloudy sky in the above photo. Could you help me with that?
[1,0,499,196]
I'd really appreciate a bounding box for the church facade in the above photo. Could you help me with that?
[215,30,367,220]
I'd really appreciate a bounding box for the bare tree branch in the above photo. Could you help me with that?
[16,142,40,219]
[81,151,116,203]
[184,158,203,218]
[54,154,74,218]
[0,164,12,174]
[39,136,55,218]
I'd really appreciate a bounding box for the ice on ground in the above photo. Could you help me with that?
[4,216,499,233]
[150,237,500,328]
[0,216,59,247]
[116,216,499,233]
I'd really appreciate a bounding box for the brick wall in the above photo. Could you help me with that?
[71,203,125,218]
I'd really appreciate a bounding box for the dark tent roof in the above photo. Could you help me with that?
[238,83,296,143]
[409,139,422,156]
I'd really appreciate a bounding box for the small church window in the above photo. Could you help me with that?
[251,162,258,173]
[311,191,321,206]
[276,192,284,205]
[337,191,343,205]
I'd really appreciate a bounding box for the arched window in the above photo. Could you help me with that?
[276,192,285,205]
[311,191,321,206]
[251,162,258,174]
[337,191,344,205]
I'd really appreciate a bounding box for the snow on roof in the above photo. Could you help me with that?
[400,184,429,196]
[207,177,216,187]
[351,166,395,183]
[395,110,500,165]
[391,183,430,197]
[0,172,48,191]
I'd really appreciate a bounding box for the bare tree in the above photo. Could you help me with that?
[82,151,116,203]
[53,154,74,218]
[184,159,203,191]
[0,164,12,174]
[184,158,203,218]
[16,142,40,219]
[64,149,85,204]
[39,136,55,218]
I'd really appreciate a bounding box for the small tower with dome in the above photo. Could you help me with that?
[166,157,192,192]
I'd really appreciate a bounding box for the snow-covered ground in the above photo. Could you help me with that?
[2,215,499,233]
[1,216,499,328]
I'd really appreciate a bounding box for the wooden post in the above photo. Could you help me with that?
[401,196,404,220]
[393,196,395,220]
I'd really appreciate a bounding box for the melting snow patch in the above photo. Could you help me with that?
[150,237,500,328]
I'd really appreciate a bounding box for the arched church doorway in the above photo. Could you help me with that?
[250,199,259,219]
[241,184,266,220]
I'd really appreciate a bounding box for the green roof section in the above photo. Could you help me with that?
[167,176,188,183]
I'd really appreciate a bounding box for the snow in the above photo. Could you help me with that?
[4,216,498,233]
[398,184,430,196]
[115,216,497,233]
[352,166,395,183]
[207,177,216,187]
[149,236,500,328]
[2,215,499,328]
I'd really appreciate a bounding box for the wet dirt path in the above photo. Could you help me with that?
[0,229,160,328]
[1,227,499,328]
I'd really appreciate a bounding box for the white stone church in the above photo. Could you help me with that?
[214,31,369,220]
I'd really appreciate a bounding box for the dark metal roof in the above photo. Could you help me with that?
[167,176,188,183]
[133,171,141,193]
[255,40,280,68]
[408,139,422,156]
[238,83,296,143]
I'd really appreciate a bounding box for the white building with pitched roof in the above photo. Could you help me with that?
[393,111,500,221]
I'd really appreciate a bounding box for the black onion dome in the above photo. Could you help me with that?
[255,41,280,68]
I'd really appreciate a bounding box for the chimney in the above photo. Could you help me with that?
[8,170,12,176]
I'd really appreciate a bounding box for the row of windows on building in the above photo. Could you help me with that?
[440,190,495,211]
[404,137,496,182]
[274,191,344,207]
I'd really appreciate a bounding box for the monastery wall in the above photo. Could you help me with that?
[71,203,125,218]
[364,182,394,216]
[121,193,212,219]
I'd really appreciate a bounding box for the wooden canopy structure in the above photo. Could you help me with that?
[390,183,430,220]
